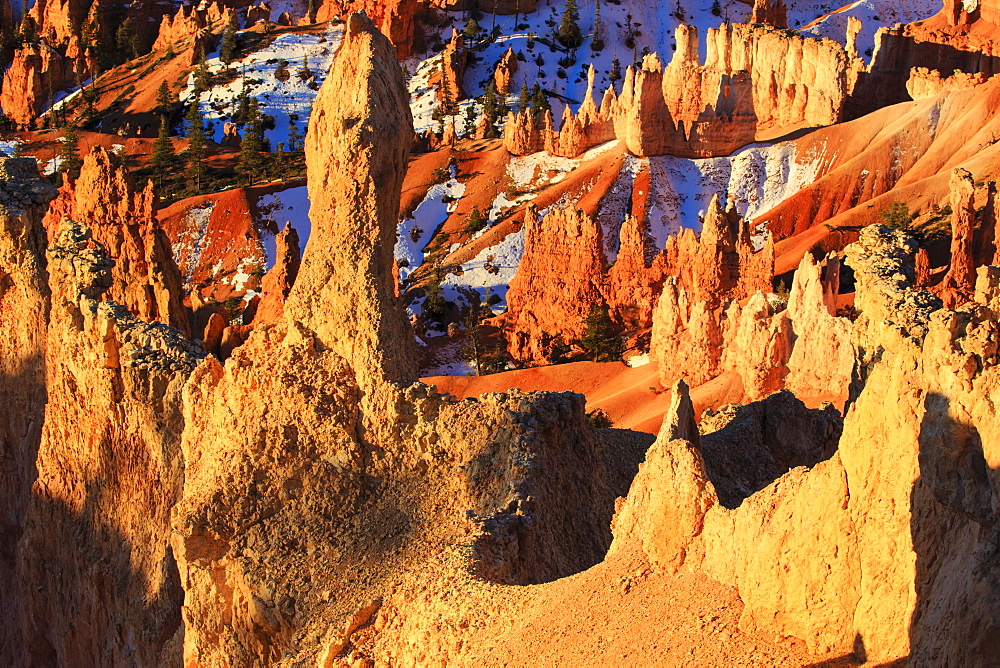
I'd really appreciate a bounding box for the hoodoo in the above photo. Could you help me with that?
[1,0,1000,664]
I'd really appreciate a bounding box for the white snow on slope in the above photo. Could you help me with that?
[440,225,525,315]
[172,202,215,285]
[395,168,466,280]
[796,0,940,56]
[183,24,344,148]
[256,185,311,269]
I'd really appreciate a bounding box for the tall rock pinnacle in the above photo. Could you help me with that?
[289,12,416,390]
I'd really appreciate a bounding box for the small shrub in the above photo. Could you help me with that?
[587,409,613,429]
[465,206,487,234]
[880,201,912,231]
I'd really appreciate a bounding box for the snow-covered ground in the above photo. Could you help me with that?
[407,0,761,133]
[396,167,466,280]
[172,202,215,286]
[796,0,941,56]
[183,24,344,148]
[256,185,311,269]
[405,0,940,136]
[439,225,525,314]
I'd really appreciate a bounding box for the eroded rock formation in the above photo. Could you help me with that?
[505,21,850,159]
[615,224,1000,663]
[43,146,189,334]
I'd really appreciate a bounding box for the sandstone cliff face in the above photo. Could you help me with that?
[0,160,58,663]
[253,222,301,324]
[502,192,775,366]
[15,217,204,666]
[43,147,189,335]
[0,43,73,127]
[292,12,417,394]
[614,224,1000,663]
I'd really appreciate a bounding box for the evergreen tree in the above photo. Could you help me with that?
[287,116,302,151]
[115,17,139,62]
[557,0,583,49]
[464,103,477,135]
[307,0,318,23]
[478,80,501,139]
[530,83,549,121]
[58,124,83,178]
[150,114,175,179]
[220,17,239,65]
[193,52,212,93]
[591,0,605,51]
[518,83,530,111]
[609,57,621,85]
[580,304,622,362]
[526,30,534,49]
[463,15,481,40]
[238,98,266,185]
[184,100,206,193]
[155,80,172,118]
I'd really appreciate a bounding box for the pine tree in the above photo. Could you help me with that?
[238,98,266,185]
[591,0,605,51]
[184,100,206,193]
[155,81,172,118]
[193,52,212,93]
[557,0,582,49]
[58,124,83,178]
[530,83,549,121]
[580,304,622,362]
[478,80,501,139]
[220,17,239,65]
[518,83,530,111]
[464,103,477,135]
[115,17,139,63]
[463,15,481,40]
[609,57,621,85]
[287,116,302,151]
[307,0,318,23]
[150,115,175,179]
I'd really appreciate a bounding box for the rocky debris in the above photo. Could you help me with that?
[44,146,189,335]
